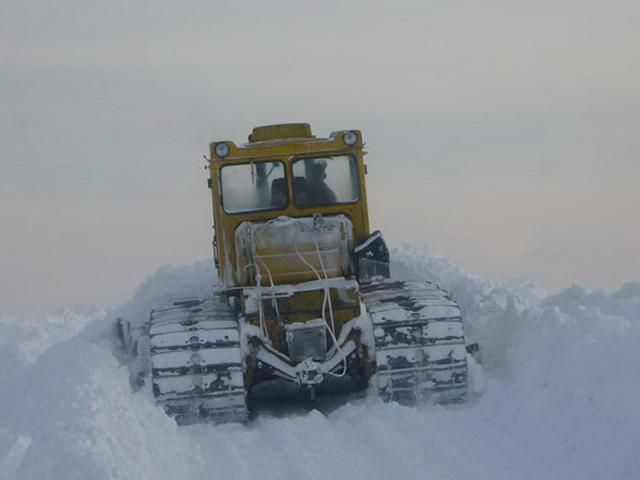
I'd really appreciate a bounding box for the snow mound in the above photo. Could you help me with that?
[113,261,217,329]
[1,245,639,480]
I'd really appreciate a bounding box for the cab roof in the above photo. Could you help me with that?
[209,123,362,162]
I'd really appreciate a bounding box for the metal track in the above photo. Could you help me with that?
[148,296,247,425]
[361,280,468,404]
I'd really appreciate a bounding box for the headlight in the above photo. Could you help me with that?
[343,131,358,146]
[215,142,230,158]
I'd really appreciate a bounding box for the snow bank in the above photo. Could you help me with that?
[1,246,639,480]
[392,245,640,479]
[112,261,217,329]
[0,335,203,480]
[0,306,106,364]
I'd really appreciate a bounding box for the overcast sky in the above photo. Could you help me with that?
[1,0,639,313]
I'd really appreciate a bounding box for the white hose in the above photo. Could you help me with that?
[249,217,349,378]
[250,218,283,337]
[292,220,348,378]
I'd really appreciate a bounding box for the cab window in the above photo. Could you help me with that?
[292,155,359,207]
[220,161,287,213]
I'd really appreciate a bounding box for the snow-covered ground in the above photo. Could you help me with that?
[1,246,639,480]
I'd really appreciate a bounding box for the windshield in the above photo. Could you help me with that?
[220,161,287,213]
[292,155,360,207]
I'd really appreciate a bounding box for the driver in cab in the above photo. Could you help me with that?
[302,159,336,206]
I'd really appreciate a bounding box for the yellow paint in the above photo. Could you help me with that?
[208,124,370,288]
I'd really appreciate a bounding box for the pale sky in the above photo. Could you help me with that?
[1,0,639,313]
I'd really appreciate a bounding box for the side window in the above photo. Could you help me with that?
[220,161,287,213]
[292,155,360,207]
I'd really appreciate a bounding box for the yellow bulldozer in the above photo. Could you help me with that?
[117,123,477,424]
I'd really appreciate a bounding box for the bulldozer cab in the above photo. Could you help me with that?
[207,123,370,287]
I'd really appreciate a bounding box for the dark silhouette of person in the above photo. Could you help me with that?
[270,177,288,208]
[304,159,336,206]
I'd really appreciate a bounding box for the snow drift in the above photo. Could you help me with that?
[1,246,639,480]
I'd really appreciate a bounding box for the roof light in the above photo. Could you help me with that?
[343,131,358,146]
[215,142,230,158]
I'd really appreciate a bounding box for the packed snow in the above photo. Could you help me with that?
[1,245,639,480]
